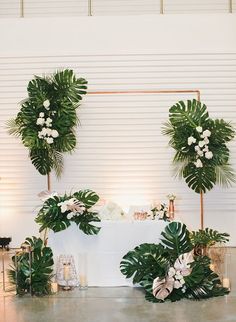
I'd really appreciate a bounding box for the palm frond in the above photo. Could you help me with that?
[6,119,21,137]
[215,164,236,187]
[51,150,64,178]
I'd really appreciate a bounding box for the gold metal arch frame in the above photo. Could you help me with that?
[47,89,204,229]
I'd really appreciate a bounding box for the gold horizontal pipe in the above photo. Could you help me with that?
[88,89,200,95]
[88,88,203,229]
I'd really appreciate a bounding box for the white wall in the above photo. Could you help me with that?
[0,15,236,246]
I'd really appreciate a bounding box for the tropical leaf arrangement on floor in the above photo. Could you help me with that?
[7,69,87,177]
[120,222,229,303]
[35,189,101,235]
[162,99,235,193]
[8,237,54,296]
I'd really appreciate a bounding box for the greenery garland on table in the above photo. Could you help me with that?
[8,237,54,296]
[35,189,101,235]
[7,69,87,177]
[162,99,235,193]
[120,222,229,303]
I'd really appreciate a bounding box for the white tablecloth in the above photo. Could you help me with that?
[48,220,167,286]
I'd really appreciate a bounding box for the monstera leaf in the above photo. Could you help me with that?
[120,243,169,284]
[73,190,99,209]
[163,99,235,194]
[73,212,101,235]
[183,163,216,193]
[190,228,229,248]
[169,99,209,128]
[161,222,193,259]
[35,190,101,235]
[7,69,87,177]
[8,237,54,296]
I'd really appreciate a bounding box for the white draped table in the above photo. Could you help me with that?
[48,220,167,286]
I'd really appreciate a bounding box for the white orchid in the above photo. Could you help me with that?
[198,141,205,148]
[197,150,204,157]
[187,136,196,145]
[203,146,209,152]
[46,128,52,136]
[36,117,45,126]
[174,280,182,289]
[45,117,52,127]
[39,112,45,117]
[204,137,209,144]
[51,129,59,138]
[43,99,50,109]
[180,278,185,285]
[41,127,48,136]
[202,129,211,137]
[194,145,200,152]
[67,212,74,220]
[58,201,68,213]
[205,151,213,159]
[194,159,203,168]
[46,137,54,144]
[168,267,176,278]
[196,126,203,133]
[38,131,43,139]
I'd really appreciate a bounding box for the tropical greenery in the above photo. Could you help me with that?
[35,189,101,235]
[162,99,235,193]
[7,69,87,177]
[190,228,229,248]
[8,237,54,296]
[120,222,229,302]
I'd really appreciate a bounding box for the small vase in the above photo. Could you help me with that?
[168,200,175,220]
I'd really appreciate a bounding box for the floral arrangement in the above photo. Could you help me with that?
[8,237,54,296]
[120,222,229,302]
[151,203,170,221]
[163,99,235,193]
[35,189,101,235]
[7,69,87,177]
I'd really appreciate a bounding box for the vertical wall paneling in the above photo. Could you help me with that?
[0,0,235,17]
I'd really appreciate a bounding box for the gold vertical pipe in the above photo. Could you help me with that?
[88,0,92,16]
[2,251,5,292]
[196,90,204,230]
[229,0,233,13]
[20,0,24,18]
[47,173,51,192]
[160,0,164,14]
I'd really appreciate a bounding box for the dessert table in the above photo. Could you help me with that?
[48,220,167,286]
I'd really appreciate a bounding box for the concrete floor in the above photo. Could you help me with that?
[1,248,236,322]
[1,287,236,322]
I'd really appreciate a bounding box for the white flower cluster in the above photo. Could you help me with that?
[155,203,168,219]
[187,127,213,168]
[168,267,186,290]
[58,198,85,219]
[37,100,59,144]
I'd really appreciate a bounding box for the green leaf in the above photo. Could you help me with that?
[169,99,209,128]
[183,163,216,194]
[73,212,101,235]
[73,190,99,208]
[215,164,236,188]
[120,243,169,284]
[30,148,53,175]
[161,222,193,258]
[190,228,229,248]
[8,237,54,296]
